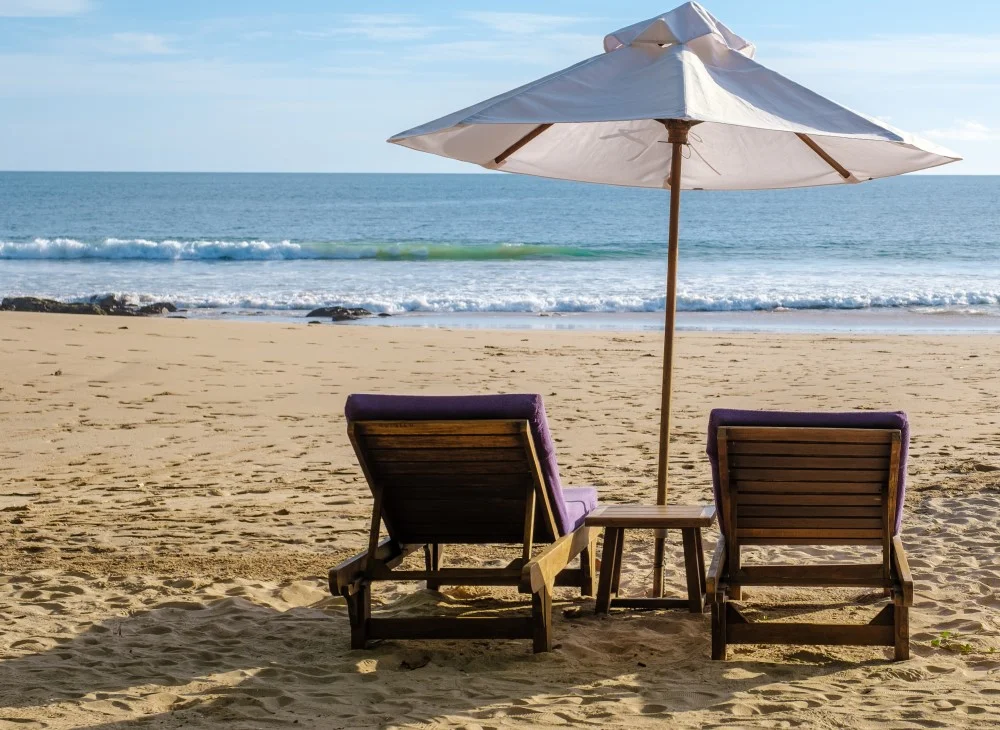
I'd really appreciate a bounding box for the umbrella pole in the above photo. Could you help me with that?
[652,120,690,597]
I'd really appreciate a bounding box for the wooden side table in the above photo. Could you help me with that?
[585,504,717,614]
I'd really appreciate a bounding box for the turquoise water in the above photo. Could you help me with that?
[1,172,998,323]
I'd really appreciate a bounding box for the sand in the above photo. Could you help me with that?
[1,311,998,729]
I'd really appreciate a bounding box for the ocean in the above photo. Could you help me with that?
[1,172,998,331]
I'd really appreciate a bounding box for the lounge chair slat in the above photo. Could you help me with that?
[374,475,536,490]
[740,505,882,518]
[727,442,890,457]
[740,518,884,530]
[736,528,883,539]
[737,493,883,506]
[729,456,890,470]
[735,481,883,493]
[376,461,532,476]
[740,537,885,545]
[731,468,888,482]
[369,448,526,462]
[723,427,895,443]
[359,420,523,435]
[366,435,524,449]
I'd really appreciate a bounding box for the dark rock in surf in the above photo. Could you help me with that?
[137,302,178,315]
[0,296,179,317]
[305,306,373,321]
[1,297,105,315]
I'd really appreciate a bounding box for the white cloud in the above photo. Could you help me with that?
[767,34,1000,78]
[0,0,90,16]
[310,14,448,42]
[923,120,1000,141]
[106,32,177,56]
[408,33,597,65]
[460,12,589,35]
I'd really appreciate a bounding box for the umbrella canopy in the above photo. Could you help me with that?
[390,2,958,189]
[387,2,961,595]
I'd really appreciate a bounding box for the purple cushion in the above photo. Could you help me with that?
[707,409,909,535]
[561,487,599,533]
[345,393,596,537]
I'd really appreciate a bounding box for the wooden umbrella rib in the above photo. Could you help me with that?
[796,133,852,179]
[494,124,554,166]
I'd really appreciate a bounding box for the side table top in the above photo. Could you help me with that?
[585,503,717,528]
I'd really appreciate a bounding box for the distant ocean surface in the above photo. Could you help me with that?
[1,172,998,330]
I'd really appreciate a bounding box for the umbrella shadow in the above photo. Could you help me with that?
[0,587,864,728]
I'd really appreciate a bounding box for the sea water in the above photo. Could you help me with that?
[1,172,998,330]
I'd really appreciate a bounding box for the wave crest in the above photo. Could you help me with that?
[0,238,596,261]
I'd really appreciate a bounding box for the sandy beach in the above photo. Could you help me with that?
[1,311,999,728]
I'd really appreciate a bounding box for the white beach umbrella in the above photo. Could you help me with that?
[388,2,960,592]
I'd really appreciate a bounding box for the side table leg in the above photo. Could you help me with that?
[595,528,620,614]
[681,528,705,613]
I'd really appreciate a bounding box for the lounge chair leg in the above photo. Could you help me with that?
[424,543,442,591]
[894,599,909,661]
[345,583,371,650]
[728,586,742,601]
[711,598,727,660]
[580,543,596,597]
[532,583,554,653]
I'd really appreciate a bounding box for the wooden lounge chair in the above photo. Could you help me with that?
[330,394,600,653]
[705,409,914,661]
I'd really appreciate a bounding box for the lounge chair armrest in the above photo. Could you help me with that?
[706,535,727,601]
[329,538,419,594]
[891,535,914,606]
[523,526,598,594]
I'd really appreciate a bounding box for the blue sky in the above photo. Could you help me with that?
[0,0,997,172]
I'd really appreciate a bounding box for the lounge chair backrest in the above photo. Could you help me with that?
[716,426,902,549]
[345,394,577,544]
[348,418,559,544]
[707,409,909,537]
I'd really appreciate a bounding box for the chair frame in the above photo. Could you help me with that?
[329,419,598,653]
[706,426,914,660]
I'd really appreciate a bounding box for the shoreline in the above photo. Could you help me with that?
[10,305,998,333]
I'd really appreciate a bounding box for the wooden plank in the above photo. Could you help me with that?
[737,528,883,539]
[733,564,885,587]
[731,468,888,482]
[729,455,890,470]
[723,427,896,444]
[370,448,527,462]
[377,461,531,476]
[739,505,882,518]
[526,526,598,593]
[366,434,524,449]
[727,441,890,457]
[727,621,893,646]
[358,420,523,436]
[368,616,534,641]
[608,597,691,610]
[706,536,726,599]
[740,537,883,546]
[584,504,716,528]
[370,567,522,584]
[376,474,534,489]
[736,481,883,494]
[737,493,883,506]
[740,518,884,530]
[892,535,914,606]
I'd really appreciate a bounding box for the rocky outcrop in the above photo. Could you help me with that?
[305,306,373,321]
[1,296,179,317]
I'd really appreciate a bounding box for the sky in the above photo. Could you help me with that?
[0,0,997,173]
